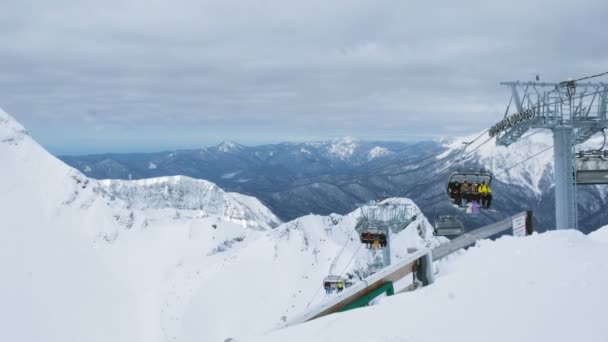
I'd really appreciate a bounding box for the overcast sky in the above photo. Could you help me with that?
[1,0,607,154]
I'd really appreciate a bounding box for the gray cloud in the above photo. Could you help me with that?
[1,0,607,154]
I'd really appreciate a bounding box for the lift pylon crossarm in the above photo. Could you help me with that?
[493,81,608,147]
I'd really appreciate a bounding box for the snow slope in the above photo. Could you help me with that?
[0,108,440,342]
[0,108,279,341]
[248,227,608,342]
[0,109,142,341]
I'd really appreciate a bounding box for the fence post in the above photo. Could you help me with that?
[416,252,435,286]
[526,210,534,236]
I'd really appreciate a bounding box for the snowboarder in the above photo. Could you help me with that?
[324,281,331,295]
[336,282,344,292]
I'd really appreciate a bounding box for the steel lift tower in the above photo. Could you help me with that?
[491,81,608,230]
[355,202,415,267]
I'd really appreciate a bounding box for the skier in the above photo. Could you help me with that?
[471,182,479,202]
[460,181,471,204]
[449,181,462,206]
[336,281,344,293]
[379,233,387,248]
[324,281,331,295]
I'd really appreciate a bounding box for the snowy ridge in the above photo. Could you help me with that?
[99,176,280,230]
[0,108,29,144]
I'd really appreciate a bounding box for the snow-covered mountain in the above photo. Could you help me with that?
[428,130,608,231]
[60,127,608,232]
[0,107,440,341]
[99,176,280,230]
[59,139,435,220]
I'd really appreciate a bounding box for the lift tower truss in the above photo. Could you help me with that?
[492,81,608,230]
[355,202,416,268]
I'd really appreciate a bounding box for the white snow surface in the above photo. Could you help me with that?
[327,136,359,160]
[0,108,439,342]
[367,146,393,160]
[248,227,608,342]
[217,140,244,153]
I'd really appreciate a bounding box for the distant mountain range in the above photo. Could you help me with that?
[59,134,608,234]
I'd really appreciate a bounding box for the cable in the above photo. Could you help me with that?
[560,71,608,85]
[305,284,324,309]
[338,243,363,278]
[328,224,359,274]
[494,145,554,177]
[463,135,495,158]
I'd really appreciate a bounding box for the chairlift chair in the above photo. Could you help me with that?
[446,169,493,207]
[359,227,388,249]
[322,275,351,290]
[575,150,608,185]
[433,215,464,236]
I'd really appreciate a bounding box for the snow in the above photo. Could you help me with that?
[327,136,359,160]
[148,162,157,169]
[247,227,608,342]
[217,140,244,153]
[222,170,242,179]
[589,224,608,243]
[367,146,392,160]
[99,175,279,229]
[180,199,440,341]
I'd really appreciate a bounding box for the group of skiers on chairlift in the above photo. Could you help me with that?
[359,231,387,249]
[448,180,493,210]
[324,280,344,294]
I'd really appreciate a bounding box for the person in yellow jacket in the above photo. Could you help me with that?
[478,181,493,208]
[336,282,344,293]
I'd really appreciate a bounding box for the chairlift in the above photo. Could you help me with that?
[446,169,493,207]
[575,150,608,185]
[575,130,608,185]
[359,227,388,249]
[322,275,352,292]
[433,215,464,236]
[368,261,384,274]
